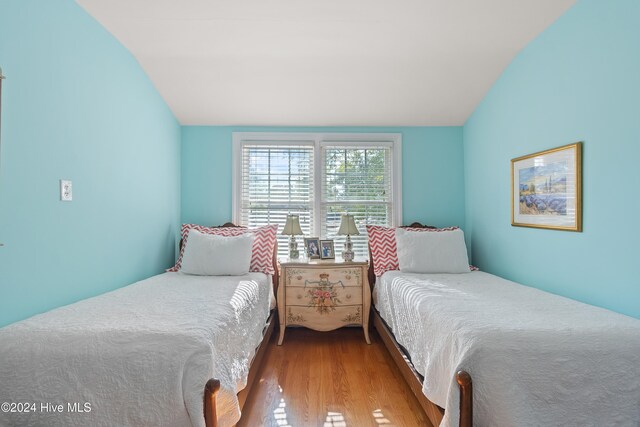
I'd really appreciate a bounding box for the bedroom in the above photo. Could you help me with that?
[0,1,639,426]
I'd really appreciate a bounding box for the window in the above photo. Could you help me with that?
[233,133,401,258]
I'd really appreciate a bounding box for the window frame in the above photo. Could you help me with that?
[232,132,402,239]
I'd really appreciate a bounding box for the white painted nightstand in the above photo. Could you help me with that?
[277,259,371,345]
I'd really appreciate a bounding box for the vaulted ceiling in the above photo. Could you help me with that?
[76,0,575,126]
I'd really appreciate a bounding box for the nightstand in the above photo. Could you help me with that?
[277,259,371,345]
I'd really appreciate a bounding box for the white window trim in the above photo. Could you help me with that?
[232,132,402,234]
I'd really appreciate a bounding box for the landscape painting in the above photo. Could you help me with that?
[518,162,568,216]
[511,143,582,231]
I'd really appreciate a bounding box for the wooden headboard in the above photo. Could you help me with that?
[179,222,280,294]
[367,222,437,287]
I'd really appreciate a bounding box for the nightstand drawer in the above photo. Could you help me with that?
[286,305,364,329]
[285,285,363,306]
[284,267,363,288]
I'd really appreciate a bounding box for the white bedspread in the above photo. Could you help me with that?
[375,271,640,427]
[0,272,273,427]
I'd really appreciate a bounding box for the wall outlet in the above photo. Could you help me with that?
[60,180,72,201]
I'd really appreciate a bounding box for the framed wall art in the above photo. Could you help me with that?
[511,142,582,231]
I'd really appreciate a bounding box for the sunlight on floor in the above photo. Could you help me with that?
[273,397,292,427]
[323,411,347,427]
[373,409,392,425]
[271,384,392,427]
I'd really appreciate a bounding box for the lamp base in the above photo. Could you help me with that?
[342,235,355,262]
[289,236,300,259]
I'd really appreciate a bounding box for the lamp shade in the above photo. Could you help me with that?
[337,214,360,236]
[281,215,303,235]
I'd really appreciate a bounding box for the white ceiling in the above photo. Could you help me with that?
[76,0,575,126]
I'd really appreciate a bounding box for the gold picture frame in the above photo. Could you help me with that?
[511,142,582,232]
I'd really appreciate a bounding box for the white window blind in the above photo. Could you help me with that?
[239,143,314,257]
[321,145,394,257]
[234,133,401,259]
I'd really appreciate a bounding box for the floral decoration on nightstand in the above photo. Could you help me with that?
[307,287,341,314]
[286,269,307,284]
[339,268,362,280]
[341,307,362,323]
[287,307,306,323]
[304,273,344,314]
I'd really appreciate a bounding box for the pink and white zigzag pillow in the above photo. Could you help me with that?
[367,225,475,276]
[168,224,278,275]
[367,225,400,278]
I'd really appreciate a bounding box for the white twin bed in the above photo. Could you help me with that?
[0,223,278,427]
[0,272,274,427]
[374,270,640,427]
[368,223,640,427]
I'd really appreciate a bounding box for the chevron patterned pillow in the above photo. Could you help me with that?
[367,225,400,277]
[168,223,278,275]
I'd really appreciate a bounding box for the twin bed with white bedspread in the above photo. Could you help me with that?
[0,272,274,427]
[374,270,640,426]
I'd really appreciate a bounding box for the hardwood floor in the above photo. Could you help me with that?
[238,327,432,427]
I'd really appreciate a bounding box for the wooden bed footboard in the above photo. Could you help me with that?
[204,379,221,427]
[457,371,473,427]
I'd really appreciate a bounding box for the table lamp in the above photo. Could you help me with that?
[282,215,303,259]
[337,214,360,262]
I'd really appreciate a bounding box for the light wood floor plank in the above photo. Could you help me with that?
[238,328,432,427]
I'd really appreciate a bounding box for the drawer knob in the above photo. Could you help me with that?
[297,294,302,299]
[346,294,352,299]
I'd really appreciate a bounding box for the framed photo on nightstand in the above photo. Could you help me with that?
[304,237,321,259]
[320,240,335,259]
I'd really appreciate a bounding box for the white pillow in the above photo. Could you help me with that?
[396,228,470,274]
[180,230,254,276]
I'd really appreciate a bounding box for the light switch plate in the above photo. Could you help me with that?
[60,180,72,201]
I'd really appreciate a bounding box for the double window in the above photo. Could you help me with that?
[233,133,402,258]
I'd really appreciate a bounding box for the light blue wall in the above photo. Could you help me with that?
[464,0,640,318]
[182,126,464,229]
[0,0,181,327]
